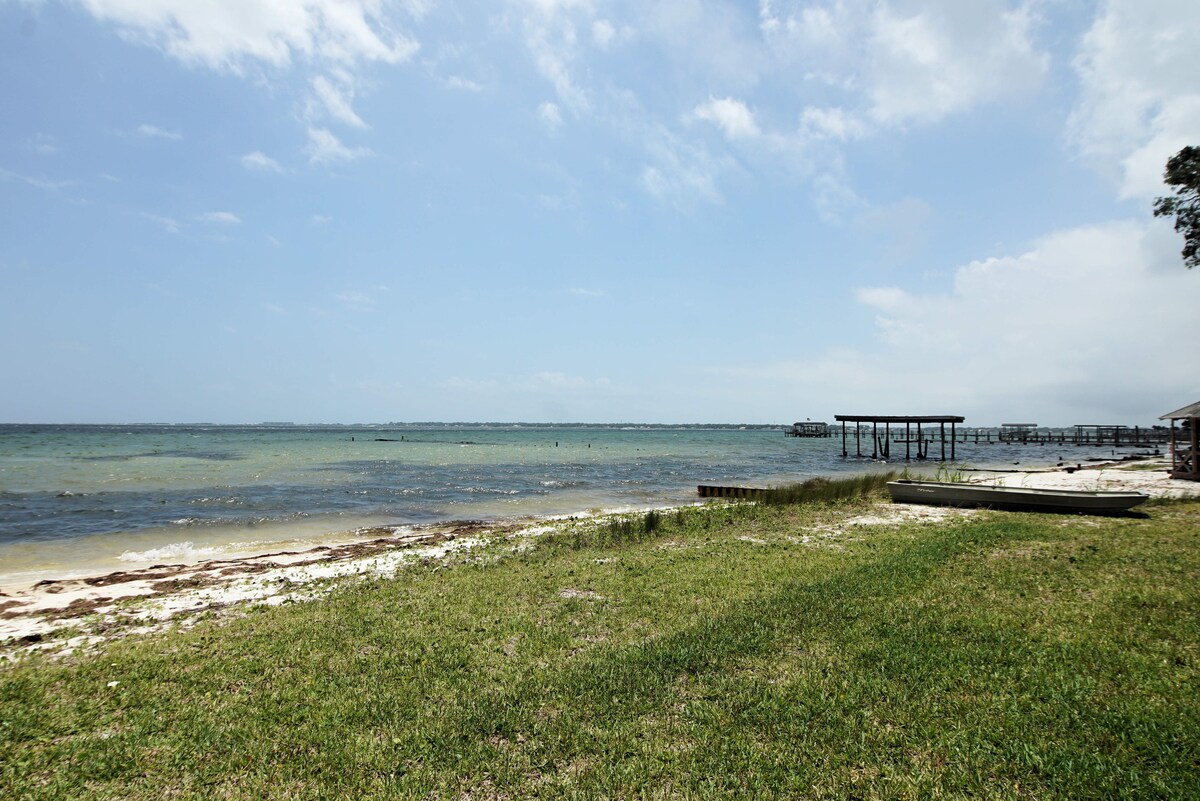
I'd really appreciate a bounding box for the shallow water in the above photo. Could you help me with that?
[0,423,1110,587]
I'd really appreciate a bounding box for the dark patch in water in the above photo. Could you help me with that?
[75,450,244,462]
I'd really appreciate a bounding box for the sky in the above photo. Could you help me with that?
[1,0,1198,426]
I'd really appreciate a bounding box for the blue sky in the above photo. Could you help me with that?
[2,0,1198,426]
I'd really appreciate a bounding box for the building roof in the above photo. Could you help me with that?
[1160,401,1200,420]
[833,414,964,423]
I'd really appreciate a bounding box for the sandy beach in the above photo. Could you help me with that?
[3,457,1196,659]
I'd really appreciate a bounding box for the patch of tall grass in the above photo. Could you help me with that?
[539,507,686,552]
[757,471,897,506]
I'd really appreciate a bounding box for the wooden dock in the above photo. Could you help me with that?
[697,485,769,499]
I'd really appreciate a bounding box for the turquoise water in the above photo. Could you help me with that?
[0,424,1071,587]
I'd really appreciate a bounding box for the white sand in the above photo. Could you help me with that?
[964,458,1200,497]
[2,459,1195,659]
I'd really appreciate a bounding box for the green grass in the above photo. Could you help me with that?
[757,471,897,505]
[3,497,1199,799]
[1117,460,1171,471]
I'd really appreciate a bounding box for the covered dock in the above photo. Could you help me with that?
[784,421,831,437]
[834,414,965,461]
[1160,402,1200,481]
[999,423,1038,442]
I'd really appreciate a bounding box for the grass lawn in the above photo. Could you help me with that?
[2,493,1199,799]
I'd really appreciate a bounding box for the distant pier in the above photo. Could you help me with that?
[827,416,1168,461]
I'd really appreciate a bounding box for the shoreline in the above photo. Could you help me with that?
[4,458,1196,659]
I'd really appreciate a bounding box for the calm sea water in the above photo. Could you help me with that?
[0,424,1091,587]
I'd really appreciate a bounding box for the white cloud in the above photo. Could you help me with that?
[1068,0,1200,198]
[854,286,910,312]
[592,19,615,48]
[81,1,419,148]
[800,106,866,141]
[568,287,606,297]
[141,212,182,233]
[81,0,419,73]
[866,1,1047,126]
[637,0,764,88]
[727,219,1200,424]
[640,126,727,206]
[336,290,375,310]
[241,150,284,172]
[136,124,181,139]
[446,75,483,92]
[26,134,59,155]
[0,167,72,192]
[758,1,1048,127]
[305,127,372,164]
[197,211,242,224]
[692,97,760,141]
[309,74,367,128]
[522,11,590,113]
[309,213,332,224]
[336,286,388,311]
[538,100,563,130]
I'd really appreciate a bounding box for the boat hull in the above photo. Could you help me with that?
[887,480,1148,514]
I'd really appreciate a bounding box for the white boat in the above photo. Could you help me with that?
[887,479,1148,514]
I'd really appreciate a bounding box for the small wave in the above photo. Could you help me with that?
[118,541,223,563]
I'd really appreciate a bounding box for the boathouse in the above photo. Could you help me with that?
[999,423,1037,442]
[785,422,831,437]
[1160,401,1200,481]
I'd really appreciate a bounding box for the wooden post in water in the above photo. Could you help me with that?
[906,422,911,461]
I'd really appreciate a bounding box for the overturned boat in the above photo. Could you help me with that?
[887,479,1149,514]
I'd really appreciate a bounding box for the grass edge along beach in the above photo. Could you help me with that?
[3,465,1200,799]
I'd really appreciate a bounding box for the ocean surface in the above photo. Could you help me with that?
[0,423,1113,588]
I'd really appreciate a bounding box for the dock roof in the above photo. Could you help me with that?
[833,414,964,424]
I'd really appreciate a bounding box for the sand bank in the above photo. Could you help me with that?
[963,457,1200,497]
[3,458,1195,659]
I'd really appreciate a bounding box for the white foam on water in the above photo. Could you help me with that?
[118,541,224,563]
